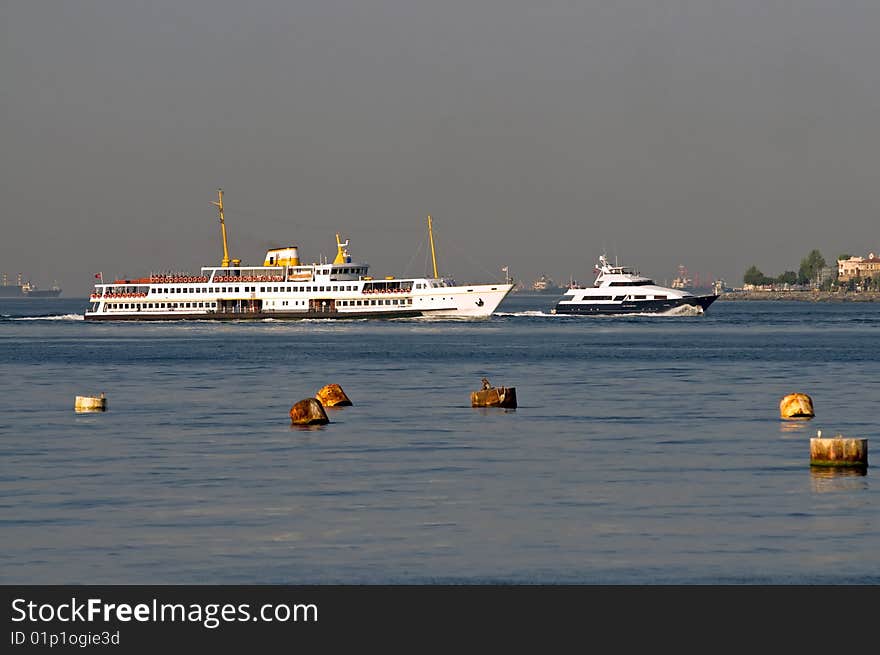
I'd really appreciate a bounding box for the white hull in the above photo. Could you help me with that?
[415,285,511,318]
[85,278,512,321]
[553,293,717,315]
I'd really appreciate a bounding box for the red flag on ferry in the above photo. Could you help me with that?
[94,273,102,279]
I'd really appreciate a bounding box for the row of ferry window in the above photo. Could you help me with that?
[585,295,667,301]
[242,285,365,293]
[104,299,417,310]
[151,285,370,294]
[338,299,413,306]
[107,302,217,310]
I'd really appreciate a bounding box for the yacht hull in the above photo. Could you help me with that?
[554,294,718,315]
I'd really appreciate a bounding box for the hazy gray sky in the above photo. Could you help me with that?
[3,1,879,295]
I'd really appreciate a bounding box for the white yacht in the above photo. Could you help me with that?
[84,190,513,322]
[552,254,718,315]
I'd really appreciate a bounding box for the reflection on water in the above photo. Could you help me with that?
[289,423,330,433]
[810,465,869,493]
[471,407,518,416]
[779,420,813,435]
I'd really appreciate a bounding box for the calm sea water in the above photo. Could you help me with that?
[1,295,877,584]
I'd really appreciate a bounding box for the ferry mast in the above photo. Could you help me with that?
[428,214,439,279]
[211,188,231,267]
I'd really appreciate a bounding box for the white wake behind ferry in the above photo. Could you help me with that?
[552,254,718,316]
[84,190,513,321]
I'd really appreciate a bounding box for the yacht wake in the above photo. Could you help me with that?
[496,307,706,319]
[493,310,556,318]
[659,304,705,316]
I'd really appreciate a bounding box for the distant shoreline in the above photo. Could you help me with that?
[718,290,880,302]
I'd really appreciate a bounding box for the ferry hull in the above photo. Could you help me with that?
[83,284,513,321]
[415,285,513,318]
[554,294,718,316]
[83,305,508,321]
[84,309,424,321]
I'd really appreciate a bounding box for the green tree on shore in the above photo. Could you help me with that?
[776,270,797,285]
[743,265,771,286]
[798,250,826,285]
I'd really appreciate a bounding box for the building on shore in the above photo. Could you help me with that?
[838,253,880,282]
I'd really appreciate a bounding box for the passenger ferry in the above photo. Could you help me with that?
[84,190,513,321]
[552,254,718,315]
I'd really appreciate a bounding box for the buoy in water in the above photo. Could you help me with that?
[471,378,517,409]
[810,436,868,468]
[75,392,107,412]
[779,393,814,419]
[316,383,352,407]
[289,397,330,425]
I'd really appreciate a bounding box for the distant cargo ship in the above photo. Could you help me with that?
[0,273,25,297]
[23,281,62,298]
[0,274,62,298]
[530,274,563,294]
[671,264,692,290]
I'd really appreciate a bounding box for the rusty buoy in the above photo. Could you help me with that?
[289,398,329,425]
[316,383,352,407]
[779,393,814,419]
[75,392,107,413]
[810,436,868,468]
[470,377,517,409]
